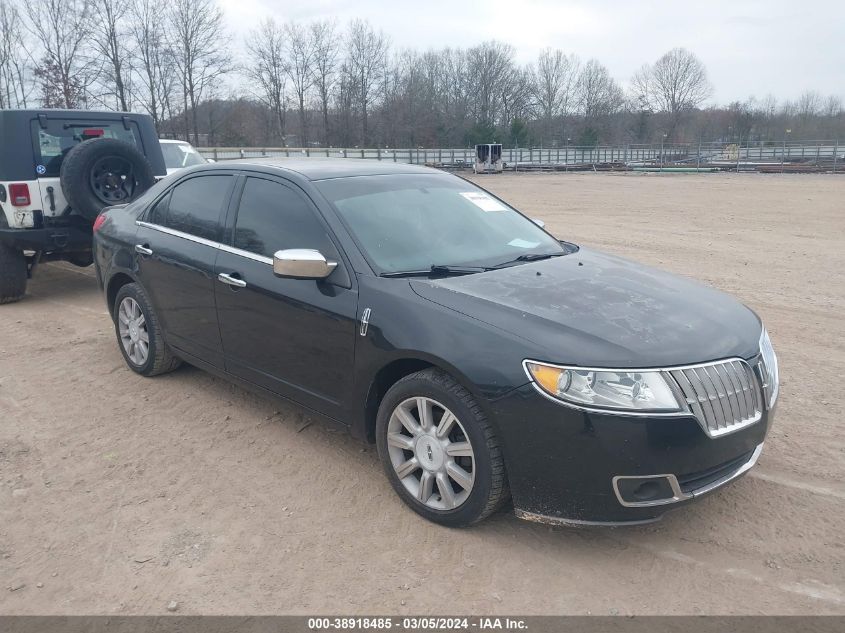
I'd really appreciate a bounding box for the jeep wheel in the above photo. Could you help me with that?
[60,138,156,221]
[0,243,27,304]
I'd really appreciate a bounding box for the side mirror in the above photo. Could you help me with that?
[273,249,337,279]
[532,218,546,228]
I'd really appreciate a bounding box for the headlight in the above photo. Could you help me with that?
[759,327,779,409]
[524,361,685,413]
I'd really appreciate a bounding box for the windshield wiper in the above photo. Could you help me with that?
[380,264,490,278]
[491,252,565,268]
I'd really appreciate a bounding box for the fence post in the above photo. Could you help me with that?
[781,139,785,173]
[394,150,398,162]
[834,141,839,173]
[214,148,218,161]
[377,147,381,161]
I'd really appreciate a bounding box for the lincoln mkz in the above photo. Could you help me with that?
[93,159,779,527]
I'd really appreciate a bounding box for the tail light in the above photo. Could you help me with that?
[9,183,30,206]
[93,213,108,233]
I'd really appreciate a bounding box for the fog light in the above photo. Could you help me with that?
[613,474,687,507]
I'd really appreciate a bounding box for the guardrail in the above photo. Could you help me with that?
[198,141,843,173]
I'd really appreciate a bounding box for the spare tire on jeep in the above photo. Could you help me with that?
[60,137,156,221]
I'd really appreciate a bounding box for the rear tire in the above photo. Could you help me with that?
[113,282,181,376]
[0,243,27,304]
[375,368,510,527]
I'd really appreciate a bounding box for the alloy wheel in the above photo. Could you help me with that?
[118,296,149,366]
[386,397,476,510]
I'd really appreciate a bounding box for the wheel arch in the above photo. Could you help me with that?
[359,353,497,444]
[106,271,138,317]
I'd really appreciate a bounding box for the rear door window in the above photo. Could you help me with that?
[31,119,142,177]
[158,175,233,242]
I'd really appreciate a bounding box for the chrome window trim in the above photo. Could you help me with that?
[136,220,219,249]
[136,220,273,266]
[218,243,273,265]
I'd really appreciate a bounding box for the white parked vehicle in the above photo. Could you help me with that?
[159,139,208,175]
[473,143,503,173]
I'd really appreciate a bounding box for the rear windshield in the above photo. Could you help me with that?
[31,119,142,177]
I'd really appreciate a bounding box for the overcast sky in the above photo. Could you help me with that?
[218,0,844,105]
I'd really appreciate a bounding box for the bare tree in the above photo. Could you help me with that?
[466,41,514,129]
[823,94,843,117]
[529,48,580,144]
[0,0,32,108]
[310,19,339,145]
[168,0,228,144]
[632,48,711,138]
[128,0,173,129]
[346,19,388,145]
[90,0,132,110]
[244,18,288,144]
[578,59,623,119]
[284,21,314,146]
[796,90,822,119]
[25,0,95,108]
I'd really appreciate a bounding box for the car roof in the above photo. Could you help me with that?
[0,108,140,119]
[209,157,440,181]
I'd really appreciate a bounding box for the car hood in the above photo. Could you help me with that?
[410,247,762,368]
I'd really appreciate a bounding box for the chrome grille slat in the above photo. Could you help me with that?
[715,363,742,423]
[667,359,763,438]
[686,368,720,428]
[730,360,752,420]
[733,361,757,417]
[700,366,729,429]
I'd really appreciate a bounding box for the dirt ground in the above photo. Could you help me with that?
[1,172,843,615]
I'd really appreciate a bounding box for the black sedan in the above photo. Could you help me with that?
[93,159,779,527]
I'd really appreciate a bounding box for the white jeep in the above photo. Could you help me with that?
[0,109,166,303]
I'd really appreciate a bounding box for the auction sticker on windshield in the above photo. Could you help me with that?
[460,191,507,212]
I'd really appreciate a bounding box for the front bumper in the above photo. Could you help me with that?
[491,384,771,524]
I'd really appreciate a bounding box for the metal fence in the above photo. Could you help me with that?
[199,140,844,173]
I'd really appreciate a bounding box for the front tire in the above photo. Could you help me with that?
[0,243,27,304]
[376,368,509,527]
[113,283,181,376]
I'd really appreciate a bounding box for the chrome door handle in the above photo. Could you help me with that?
[218,272,247,288]
[135,244,153,256]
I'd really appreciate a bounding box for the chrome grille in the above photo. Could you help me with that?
[667,360,762,438]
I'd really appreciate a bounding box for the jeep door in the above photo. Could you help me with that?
[135,173,236,368]
[214,174,358,420]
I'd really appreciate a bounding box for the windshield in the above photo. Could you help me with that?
[316,174,563,274]
[160,142,206,169]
